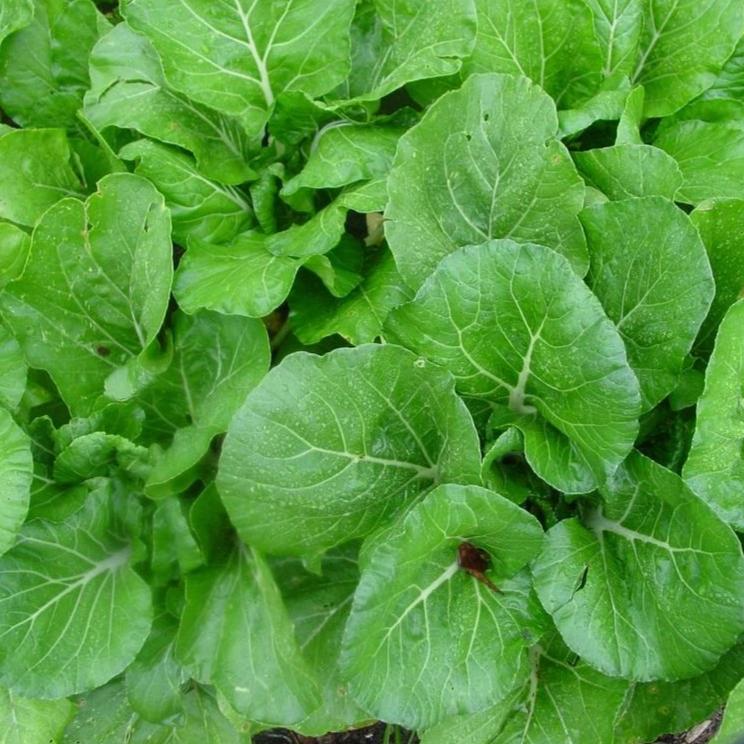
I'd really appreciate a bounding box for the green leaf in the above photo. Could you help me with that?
[654,119,744,203]
[386,240,640,494]
[0,173,172,416]
[532,451,744,681]
[303,236,365,299]
[581,197,714,410]
[282,123,404,196]
[0,0,33,46]
[715,676,744,744]
[126,613,187,723]
[584,0,643,79]
[53,432,148,484]
[0,128,83,227]
[616,85,646,145]
[339,0,476,101]
[0,0,109,129]
[0,326,26,411]
[175,546,321,726]
[460,0,604,108]
[291,247,413,345]
[386,73,587,289]
[631,0,744,117]
[123,0,356,136]
[64,679,247,743]
[684,300,744,530]
[691,199,744,350]
[0,222,30,290]
[0,687,73,744]
[84,23,257,185]
[423,633,630,744]
[119,140,254,245]
[146,310,269,437]
[615,641,744,744]
[697,36,744,105]
[0,488,152,697]
[151,497,204,581]
[341,483,547,730]
[573,144,684,200]
[0,409,31,557]
[274,546,368,735]
[140,310,268,492]
[218,344,481,557]
[174,234,302,318]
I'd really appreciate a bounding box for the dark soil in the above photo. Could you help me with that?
[253,712,724,744]
[253,724,419,744]
[654,710,723,744]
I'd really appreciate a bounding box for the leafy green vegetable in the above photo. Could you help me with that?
[684,300,744,529]
[2,2,744,740]
[341,484,546,729]
[1,173,172,415]
[218,344,481,557]
[532,452,744,681]
[387,73,587,288]
[387,240,640,493]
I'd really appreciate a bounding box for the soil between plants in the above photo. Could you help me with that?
[252,710,723,744]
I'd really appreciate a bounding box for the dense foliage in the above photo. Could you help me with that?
[1,0,744,742]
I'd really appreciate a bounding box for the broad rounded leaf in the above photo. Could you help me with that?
[0,490,152,697]
[573,144,684,201]
[0,411,32,557]
[0,129,83,227]
[124,0,356,136]
[218,344,481,556]
[422,633,630,744]
[0,173,172,415]
[175,547,320,726]
[532,451,744,681]
[386,240,641,494]
[341,484,547,730]
[581,197,714,410]
[631,0,744,117]
[684,300,744,529]
[385,73,587,289]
